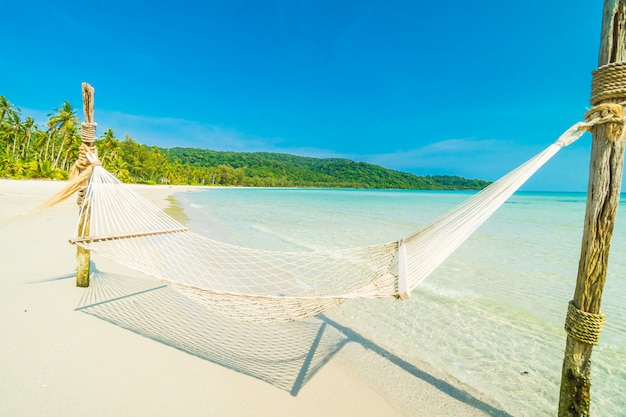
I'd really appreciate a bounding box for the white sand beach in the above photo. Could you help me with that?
[0,179,506,417]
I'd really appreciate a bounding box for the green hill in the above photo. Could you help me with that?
[161,147,490,189]
[0,94,491,189]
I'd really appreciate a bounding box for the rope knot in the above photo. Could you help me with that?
[582,102,625,138]
[584,102,624,125]
[580,102,626,143]
[75,142,100,171]
[581,62,626,142]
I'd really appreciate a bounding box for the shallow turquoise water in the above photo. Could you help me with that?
[176,188,626,416]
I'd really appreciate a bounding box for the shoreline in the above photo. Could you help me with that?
[0,178,506,417]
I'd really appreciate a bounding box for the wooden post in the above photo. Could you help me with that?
[76,83,95,287]
[558,1,626,415]
[75,218,91,287]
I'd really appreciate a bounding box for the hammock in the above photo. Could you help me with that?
[54,122,591,323]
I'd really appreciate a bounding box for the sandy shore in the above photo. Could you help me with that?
[0,179,507,417]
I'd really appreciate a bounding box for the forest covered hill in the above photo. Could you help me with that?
[0,95,490,189]
[163,147,490,189]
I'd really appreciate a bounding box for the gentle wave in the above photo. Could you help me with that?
[419,282,480,300]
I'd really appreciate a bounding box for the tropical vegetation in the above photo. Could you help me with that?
[0,95,491,190]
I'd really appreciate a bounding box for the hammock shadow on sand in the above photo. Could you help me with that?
[76,267,512,416]
[76,267,349,396]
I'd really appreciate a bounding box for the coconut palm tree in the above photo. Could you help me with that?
[0,95,17,126]
[47,101,79,169]
[40,120,57,163]
[33,129,48,162]
[8,110,21,160]
[60,123,81,170]
[36,159,52,178]
[21,117,36,160]
[0,144,9,174]
[0,117,12,157]
[98,128,119,163]
[108,155,130,182]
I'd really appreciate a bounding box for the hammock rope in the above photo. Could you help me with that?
[40,106,623,323]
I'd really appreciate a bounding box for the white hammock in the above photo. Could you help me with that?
[71,123,588,322]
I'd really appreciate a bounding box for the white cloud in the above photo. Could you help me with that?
[84,111,282,152]
[16,107,593,191]
[350,137,593,192]
[357,137,512,177]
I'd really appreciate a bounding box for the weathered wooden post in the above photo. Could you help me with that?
[558,1,626,415]
[75,82,98,287]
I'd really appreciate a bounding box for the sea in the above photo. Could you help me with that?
[174,188,626,416]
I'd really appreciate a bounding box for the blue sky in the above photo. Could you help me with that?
[1,1,604,191]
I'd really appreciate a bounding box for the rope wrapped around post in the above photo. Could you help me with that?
[564,301,606,346]
[557,63,626,347]
[558,29,626,413]
[590,61,626,105]
[584,61,626,136]
[74,122,99,206]
[74,83,98,288]
[39,123,101,209]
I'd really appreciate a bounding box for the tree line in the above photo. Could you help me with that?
[0,95,491,189]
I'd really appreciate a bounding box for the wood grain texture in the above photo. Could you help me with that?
[76,83,95,288]
[558,1,626,415]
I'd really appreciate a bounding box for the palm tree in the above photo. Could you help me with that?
[60,124,81,170]
[98,128,119,163]
[108,155,130,182]
[36,159,52,178]
[47,101,78,169]
[8,110,21,160]
[0,117,12,157]
[21,117,36,160]
[10,160,26,178]
[161,163,178,184]
[32,129,48,162]
[41,121,56,163]
[0,96,17,126]
[0,145,9,174]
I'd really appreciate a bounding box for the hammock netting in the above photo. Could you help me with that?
[67,122,589,323]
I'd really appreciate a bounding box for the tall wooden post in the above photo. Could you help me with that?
[558,1,626,415]
[75,83,96,287]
